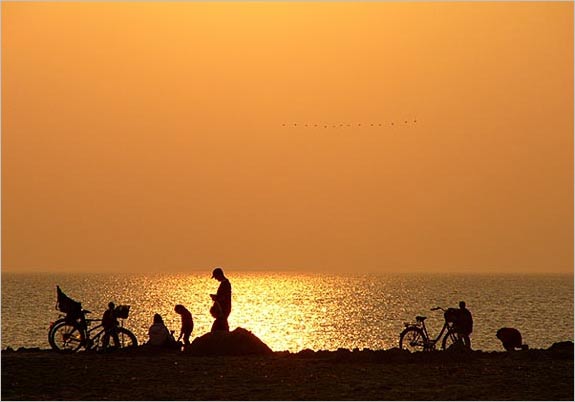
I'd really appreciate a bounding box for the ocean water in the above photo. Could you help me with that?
[1,272,573,352]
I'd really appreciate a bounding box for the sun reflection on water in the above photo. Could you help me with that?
[1,272,573,351]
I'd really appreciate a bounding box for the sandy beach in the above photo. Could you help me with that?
[2,342,573,400]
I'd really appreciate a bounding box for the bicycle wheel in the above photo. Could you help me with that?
[99,327,138,351]
[48,318,66,339]
[49,320,84,352]
[399,327,426,352]
[442,329,460,350]
[116,327,138,349]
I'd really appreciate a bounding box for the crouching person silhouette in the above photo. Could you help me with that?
[102,302,120,350]
[496,327,529,351]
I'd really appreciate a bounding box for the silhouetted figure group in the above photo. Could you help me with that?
[143,267,232,350]
[66,273,527,354]
[145,309,192,350]
[447,301,528,352]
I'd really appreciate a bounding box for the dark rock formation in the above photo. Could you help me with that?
[547,341,574,359]
[188,327,273,356]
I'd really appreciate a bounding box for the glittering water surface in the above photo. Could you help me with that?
[2,272,573,352]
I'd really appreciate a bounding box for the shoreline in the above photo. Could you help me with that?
[2,342,573,400]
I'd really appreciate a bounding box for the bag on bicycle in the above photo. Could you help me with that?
[114,305,130,319]
[444,308,460,323]
[56,286,82,316]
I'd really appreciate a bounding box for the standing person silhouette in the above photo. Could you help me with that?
[210,267,232,332]
[102,302,120,349]
[174,304,194,347]
[456,301,473,349]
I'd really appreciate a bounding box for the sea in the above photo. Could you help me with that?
[1,272,573,352]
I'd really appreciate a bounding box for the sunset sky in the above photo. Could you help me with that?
[2,2,573,274]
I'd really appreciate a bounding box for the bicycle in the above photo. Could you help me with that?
[48,287,138,352]
[399,306,462,352]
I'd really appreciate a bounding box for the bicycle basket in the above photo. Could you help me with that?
[56,286,82,315]
[114,305,130,319]
[444,308,460,323]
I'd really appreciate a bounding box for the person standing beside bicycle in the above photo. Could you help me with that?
[102,302,120,349]
[455,301,473,349]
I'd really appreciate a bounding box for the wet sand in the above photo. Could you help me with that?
[2,343,573,400]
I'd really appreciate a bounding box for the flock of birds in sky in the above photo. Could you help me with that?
[282,120,418,129]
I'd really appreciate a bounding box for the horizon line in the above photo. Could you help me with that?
[2,269,573,276]
[3,0,573,3]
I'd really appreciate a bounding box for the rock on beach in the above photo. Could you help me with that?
[188,327,274,356]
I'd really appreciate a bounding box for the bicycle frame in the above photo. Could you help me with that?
[404,309,457,351]
[51,312,126,350]
[421,320,453,348]
[84,318,106,349]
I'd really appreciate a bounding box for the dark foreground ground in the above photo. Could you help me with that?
[2,343,573,400]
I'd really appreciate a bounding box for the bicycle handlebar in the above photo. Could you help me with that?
[430,306,446,312]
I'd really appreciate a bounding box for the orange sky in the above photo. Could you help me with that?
[2,2,573,274]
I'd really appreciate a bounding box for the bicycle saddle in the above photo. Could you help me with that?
[416,315,427,322]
